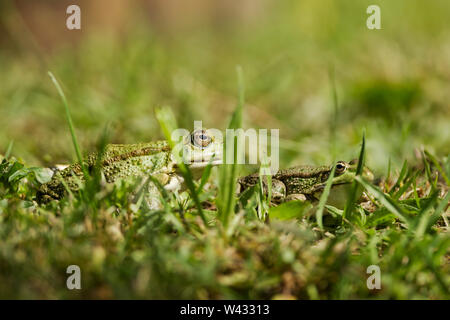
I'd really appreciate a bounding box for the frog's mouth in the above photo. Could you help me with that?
[188,158,223,169]
[173,150,223,173]
[313,181,352,193]
[182,143,223,169]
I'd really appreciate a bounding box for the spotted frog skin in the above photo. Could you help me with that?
[36,129,223,206]
[238,160,374,208]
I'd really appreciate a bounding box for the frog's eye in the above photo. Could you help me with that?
[335,161,347,174]
[191,130,212,148]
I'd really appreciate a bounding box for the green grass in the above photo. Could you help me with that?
[0,94,448,299]
[0,0,449,299]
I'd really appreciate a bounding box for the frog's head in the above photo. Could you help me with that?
[331,159,374,185]
[182,129,223,170]
[324,159,374,208]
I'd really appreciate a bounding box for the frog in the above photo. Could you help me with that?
[237,160,374,209]
[36,129,223,208]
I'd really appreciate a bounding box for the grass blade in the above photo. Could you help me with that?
[316,163,336,230]
[385,157,391,191]
[196,160,213,195]
[388,159,408,195]
[269,200,312,221]
[415,191,449,238]
[48,71,87,178]
[422,150,436,190]
[218,66,245,228]
[4,141,14,159]
[424,150,450,186]
[356,176,410,227]
[256,153,271,221]
[414,191,439,238]
[342,133,365,222]
[393,170,419,200]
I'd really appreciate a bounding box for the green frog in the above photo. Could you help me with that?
[36,129,223,207]
[238,160,374,209]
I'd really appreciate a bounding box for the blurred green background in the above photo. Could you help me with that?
[1,0,449,174]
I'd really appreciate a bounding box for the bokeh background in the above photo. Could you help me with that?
[1,0,449,174]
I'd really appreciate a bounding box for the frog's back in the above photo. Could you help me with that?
[274,165,331,179]
[36,141,171,203]
[101,141,172,181]
[274,165,331,195]
[102,141,170,159]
